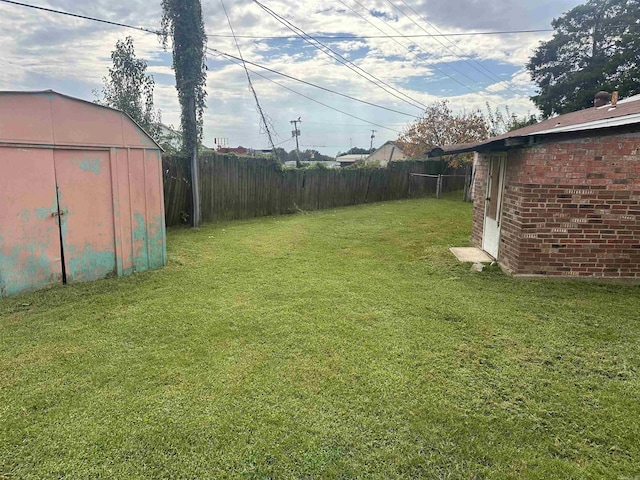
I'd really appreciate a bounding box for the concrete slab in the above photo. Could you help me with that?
[450,247,494,263]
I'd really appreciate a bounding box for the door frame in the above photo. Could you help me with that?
[482,154,506,259]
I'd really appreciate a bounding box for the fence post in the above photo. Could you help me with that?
[436,174,442,199]
[408,172,412,197]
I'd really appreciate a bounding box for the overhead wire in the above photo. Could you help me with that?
[0,0,410,134]
[0,0,162,34]
[0,0,415,135]
[4,0,538,140]
[205,29,557,39]
[0,0,419,120]
[221,0,278,155]
[207,46,419,118]
[336,0,491,99]
[384,0,519,95]
[343,0,515,106]
[210,49,403,134]
[393,0,504,82]
[252,0,428,112]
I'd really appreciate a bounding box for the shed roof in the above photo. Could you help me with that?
[427,94,640,157]
[0,90,162,150]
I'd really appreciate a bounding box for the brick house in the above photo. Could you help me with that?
[428,93,640,280]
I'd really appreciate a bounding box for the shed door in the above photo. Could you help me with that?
[0,148,63,297]
[482,154,506,259]
[53,150,116,283]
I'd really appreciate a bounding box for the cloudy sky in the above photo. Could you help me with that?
[0,0,583,156]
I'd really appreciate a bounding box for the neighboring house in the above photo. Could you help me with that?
[336,153,367,167]
[427,92,640,281]
[366,141,407,166]
[0,90,166,297]
[217,145,248,154]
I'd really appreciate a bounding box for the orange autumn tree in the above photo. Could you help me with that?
[397,100,489,161]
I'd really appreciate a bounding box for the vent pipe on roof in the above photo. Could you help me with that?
[611,91,619,107]
[594,91,611,108]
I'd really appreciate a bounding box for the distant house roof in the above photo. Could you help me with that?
[336,153,368,163]
[427,94,640,157]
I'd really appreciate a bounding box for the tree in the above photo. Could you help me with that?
[397,100,489,158]
[346,147,370,155]
[527,0,640,117]
[336,147,370,157]
[97,36,160,139]
[485,103,538,137]
[161,0,207,227]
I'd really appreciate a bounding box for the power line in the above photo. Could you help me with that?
[337,0,488,99]
[0,0,626,43]
[207,46,419,118]
[252,0,427,111]
[221,0,278,156]
[0,0,417,132]
[339,0,503,105]
[393,0,503,84]
[274,137,293,146]
[0,0,426,117]
[205,29,556,39]
[300,144,353,148]
[212,50,403,134]
[0,0,420,120]
[0,0,161,34]
[383,0,517,95]
[304,121,408,127]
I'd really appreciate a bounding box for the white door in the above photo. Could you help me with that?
[482,155,506,259]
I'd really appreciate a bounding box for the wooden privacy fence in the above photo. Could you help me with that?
[163,154,468,226]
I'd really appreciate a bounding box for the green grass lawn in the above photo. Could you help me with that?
[1,198,639,479]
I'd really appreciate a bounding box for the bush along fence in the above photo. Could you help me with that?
[163,153,468,226]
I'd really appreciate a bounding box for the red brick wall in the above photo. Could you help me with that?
[472,131,640,279]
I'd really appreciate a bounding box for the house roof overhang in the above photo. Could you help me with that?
[426,94,640,158]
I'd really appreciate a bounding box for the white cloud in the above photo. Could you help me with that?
[0,0,584,154]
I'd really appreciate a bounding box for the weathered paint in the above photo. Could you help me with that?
[54,150,116,283]
[64,244,117,283]
[132,212,150,271]
[73,156,103,175]
[0,91,166,297]
[0,148,62,296]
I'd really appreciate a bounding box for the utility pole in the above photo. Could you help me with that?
[291,116,302,167]
[369,130,376,153]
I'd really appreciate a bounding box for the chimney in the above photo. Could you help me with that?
[594,91,611,108]
[611,91,619,107]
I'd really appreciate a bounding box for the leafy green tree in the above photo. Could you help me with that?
[160,0,207,154]
[527,0,640,117]
[347,147,370,155]
[97,36,160,139]
[336,147,370,157]
[161,0,207,226]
